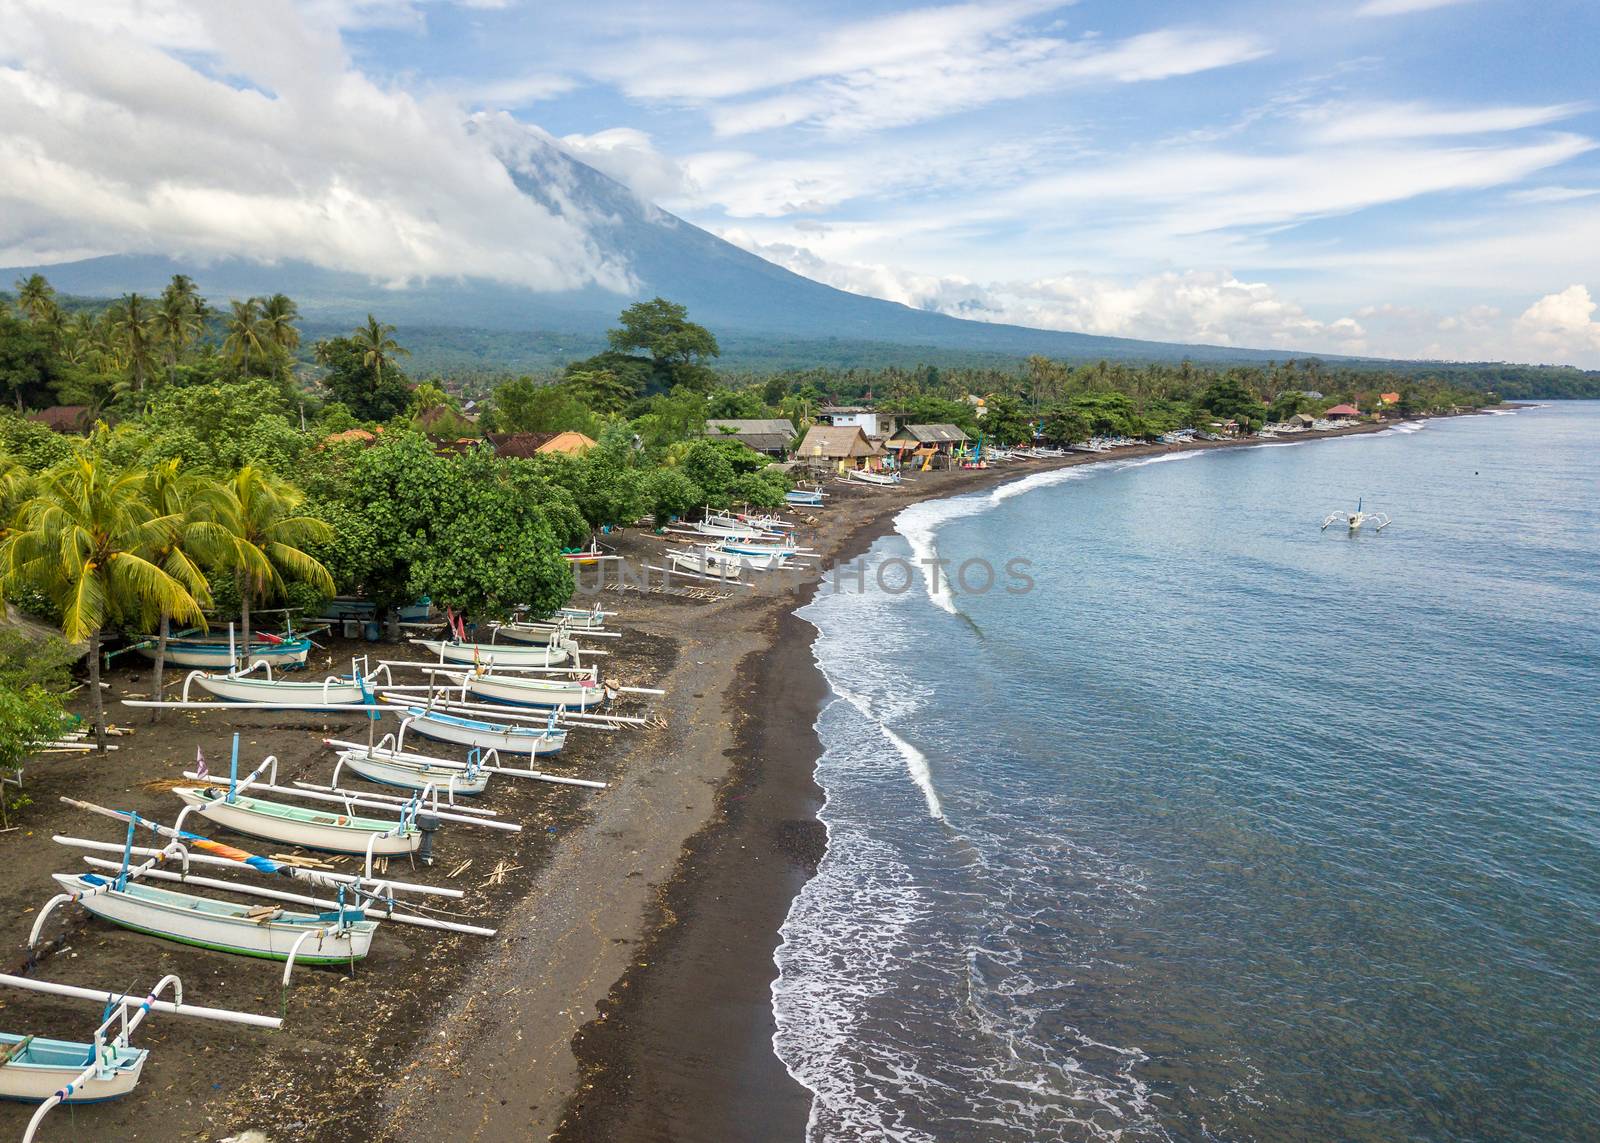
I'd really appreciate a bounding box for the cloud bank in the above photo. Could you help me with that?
[0,0,628,291]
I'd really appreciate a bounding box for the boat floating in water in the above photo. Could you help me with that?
[1321,497,1392,533]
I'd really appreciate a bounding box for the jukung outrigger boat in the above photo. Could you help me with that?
[139,633,311,670]
[411,636,577,668]
[0,972,278,1143]
[389,704,569,756]
[182,657,389,707]
[1321,496,1392,533]
[46,871,380,964]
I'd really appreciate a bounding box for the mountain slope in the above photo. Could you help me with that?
[5,142,1311,366]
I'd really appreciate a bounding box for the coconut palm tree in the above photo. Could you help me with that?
[142,461,234,717]
[0,457,205,749]
[352,314,408,388]
[259,293,300,354]
[217,465,333,651]
[14,274,56,324]
[155,283,205,384]
[222,298,267,376]
[113,293,161,398]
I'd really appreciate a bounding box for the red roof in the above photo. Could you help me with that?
[1324,404,1360,416]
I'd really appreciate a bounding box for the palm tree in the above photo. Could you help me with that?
[113,293,160,397]
[142,461,233,718]
[222,298,266,376]
[0,457,205,749]
[155,283,205,384]
[352,314,408,387]
[259,294,300,354]
[218,466,333,652]
[14,274,56,323]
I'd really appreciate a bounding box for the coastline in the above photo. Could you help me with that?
[0,414,1438,1143]
[543,416,1424,1142]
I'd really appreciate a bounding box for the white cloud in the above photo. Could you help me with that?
[1513,285,1600,355]
[1305,101,1587,144]
[552,127,691,203]
[580,3,1267,137]
[1506,185,1600,204]
[0,0,628,291]
[1355,0,1476,16]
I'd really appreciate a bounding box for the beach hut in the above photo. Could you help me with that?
[1290,413,1317,430]
[885,423,971,470]
[1323,404,1361,421]
[795,425,885,472]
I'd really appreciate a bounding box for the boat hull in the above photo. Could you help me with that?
[193,674,368,704]
[414,639,573,667]
[0,1035,147,1103]
[667,551,744,579]
[173,787,420,857]
[401,708,568,755]
[463,675,608,710]
[53,873,376,963]
[340,750,492,795]
[140,639,310,670]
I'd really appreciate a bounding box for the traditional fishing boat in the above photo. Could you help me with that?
[394,706,568,755]
[336,746,492,796]
[411,637,575,668]
[844,468,901,486]
[172,786,422,857]
[0,972,278,1140]
[555,606,611,628]
[667,547,745,579]
[139,634,311,670]
[461,671,610,711]
[785,488,826,507]
[47,872,378,963]
[182,658,386,706]
[489,621,565,646]
[0,1029,146,1105]
[689,519,770,542]
[1321,496,1392,533]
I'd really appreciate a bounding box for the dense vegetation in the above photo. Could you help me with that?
[0,268,1571,751]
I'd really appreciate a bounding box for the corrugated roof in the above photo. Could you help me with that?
[706,418,795,437]
[893,423,970,443]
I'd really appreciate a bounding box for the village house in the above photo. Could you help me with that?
[704,418,796,460]
[817,405,901,439]
[884,423,971,470]
[795,424,885,473]
[1323,403,1361,422]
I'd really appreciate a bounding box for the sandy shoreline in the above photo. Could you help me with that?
[0,415,1425,1143]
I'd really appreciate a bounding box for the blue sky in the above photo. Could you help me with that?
[3,0,1599,364]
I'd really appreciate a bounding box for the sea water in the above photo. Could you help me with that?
[773,404,1600,1142]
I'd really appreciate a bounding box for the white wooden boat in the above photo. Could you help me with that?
[412,637,574,668]
[463,672,609,711]
[555,606,610,628]
[172,786,421,857]
[187,669,375,705]
[139,635,311,670]
[491,622,564,646]
[710,544,798,571]
[0,1030,146,1104]
[49,872,378,963]
[667,548,744,579]
[785,488,826,507]
[689,520,769,542]
[844,468,900,486]
[397,707,568,755]
[338,748,492,796]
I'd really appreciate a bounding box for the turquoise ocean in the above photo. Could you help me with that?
[774,403,1599,1141]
